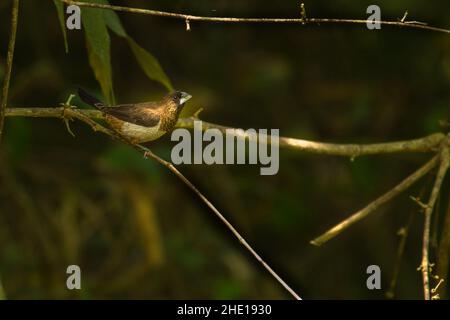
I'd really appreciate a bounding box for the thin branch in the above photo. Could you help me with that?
[62,107,302,300]
[421,145,450,300]
[141,148,302,300]
[5,108,446,156]
[386,213,414,299]
[0,0,19,141]
[61,0,450,35]
[311,155,440,246]
[436,196,450,298]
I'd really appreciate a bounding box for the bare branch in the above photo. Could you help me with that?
[5,107,446,156]
[436,194,450,298]
[60,0,450,35]
[61,107,303,300]
[0,0,19,141]
[178,117,445,156]
[311,155,440,246]
[421,145,450,300]
[386,213,414,299]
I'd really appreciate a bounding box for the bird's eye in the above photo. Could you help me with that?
[173,92,181,101]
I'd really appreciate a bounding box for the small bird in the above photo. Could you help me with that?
[78,88,192,143]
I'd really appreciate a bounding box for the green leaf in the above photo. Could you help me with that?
[79,0,172,99]
[53,0,69,53]
[97,0,127,37]
[127,38,174,92]
[81,1,114,104]
[97,0,173,92]
[86,40,114,105]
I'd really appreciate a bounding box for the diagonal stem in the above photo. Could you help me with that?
[421,145,449,300]
[311,155,440,246]
[0,0,19,141]
[68,109,302,300]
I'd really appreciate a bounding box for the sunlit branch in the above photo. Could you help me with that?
[5,107,447,156]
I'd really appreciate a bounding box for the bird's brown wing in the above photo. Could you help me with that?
[101,103,161,127]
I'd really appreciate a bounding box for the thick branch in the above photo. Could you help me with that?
[178,117,445,156]
[5,107,446,156]
[0,0,19,141]
[61,0,450,35]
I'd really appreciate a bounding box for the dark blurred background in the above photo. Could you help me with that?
[0,0,449,299]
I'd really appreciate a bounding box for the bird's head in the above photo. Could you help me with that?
[168,91,192,107]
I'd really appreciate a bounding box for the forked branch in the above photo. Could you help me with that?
[311,155,440,246]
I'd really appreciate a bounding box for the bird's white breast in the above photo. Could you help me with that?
[120,121,165,142]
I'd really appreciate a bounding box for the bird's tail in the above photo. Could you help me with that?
[78,88,105,109]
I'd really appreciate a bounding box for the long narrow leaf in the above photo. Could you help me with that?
[81,2,114,104]
[127,38,174,92]
[53,0,69,53]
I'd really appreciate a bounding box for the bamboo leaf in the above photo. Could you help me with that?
[96,0,172,92]
[86,40,114,105]
[98,0,127,37]
[81,1,114,104]
[127,38,174,92]
[53,0,69,53]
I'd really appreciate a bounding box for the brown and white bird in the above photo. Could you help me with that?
[78,88,192,143]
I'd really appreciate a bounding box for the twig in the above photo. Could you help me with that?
[311,155,440,246]
[386,213,414,299]
[421,145,450,300]
[436,194,450,298]
[60,0,450,35]
[0,0,19,141]
[62,107,303,300]
[5,108,447,156]
[400,11,408,23]
[141,148,301,300]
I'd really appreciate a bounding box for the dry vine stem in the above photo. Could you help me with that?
[60,0,450,35]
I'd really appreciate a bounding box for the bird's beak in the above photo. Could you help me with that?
[179,92,192,105]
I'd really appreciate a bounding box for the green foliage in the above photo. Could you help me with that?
[82,2,114,104]
[53,0,69,53]
[86,39,114,104]
[127,38,174,92]
[98,0,127,37]
[99,0,174,91]
[53,0,173,100]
